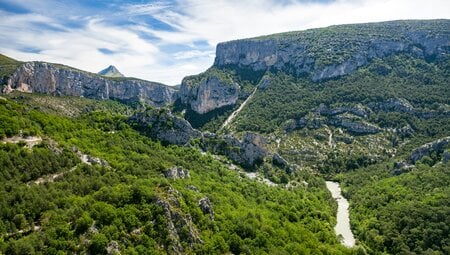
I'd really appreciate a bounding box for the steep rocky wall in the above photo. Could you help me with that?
[4,62,176,107]
[179,73,239,114]
[214,21,449,82]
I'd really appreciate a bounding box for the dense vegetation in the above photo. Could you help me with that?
[336,161,450,255]
[232,54,449,134]
[0,94,357,254]
[176,21,450,255]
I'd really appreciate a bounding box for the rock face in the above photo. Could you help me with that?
[214,20,449,82]
[4,62,176,107]
[409,136,450,163]
[443,151,450,164]
[202,132,267,168]
[317,103,369,119]
[165,166,190,179]
[285,113,380,135]
[129,109,201,146]
[272,153,289,169]
[327,116,380,135]
[106,241,121,255]
[155,187,202,254]
[369,98,415,114]
[179,73,239,114]
[392,161,415,175]
[198,197,214,219]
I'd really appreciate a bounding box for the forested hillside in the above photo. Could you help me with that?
[0,93,356,254]
[173,19,450,255]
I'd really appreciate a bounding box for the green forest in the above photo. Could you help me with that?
[0,94,358,254]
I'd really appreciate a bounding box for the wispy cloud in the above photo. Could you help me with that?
[0,0,449,85]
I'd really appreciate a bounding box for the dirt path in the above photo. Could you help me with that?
[32,165,78,185]
[2,136,42,148]
[219,85,259,131]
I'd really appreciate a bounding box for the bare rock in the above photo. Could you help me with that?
[179,72,239,114]
[186,185,198,192]
[155,187,203,254]
[203,132,267,168]
[129,109,201,146]
[409,136,450,164]
[370,98,415,114]
[443,151,450,164]
[392,161,415,175]
[327,116,380,135]
[272,153,289,169]
[4,62,176,107]
[198,197,214,219]
[106,241,121,255]
[213,21,449,82]
[165,166,190,179]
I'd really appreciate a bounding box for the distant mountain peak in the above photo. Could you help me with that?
[98,65,124,77]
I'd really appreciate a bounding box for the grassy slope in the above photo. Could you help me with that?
[0,54,21,80]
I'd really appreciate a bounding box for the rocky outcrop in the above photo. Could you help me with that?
[130,109,267,168]
[409,136,450,163]
[129,109,201,146]
[198,197,214,219]
[202,132,267,168]
[214,20,449,82]
[317,103,369,118]
[179,72,239,114]
[272,153,289,169]
[72,147,108,166]
[443,151,450,164]
[285,114,380,135]
[369,98,415,114]
[4,62,176,107]
[165,166,190,179]
[394,124,415,137]
[392,161,415,175]
[327,116,380,135]
[106,241,121,255]
[155,187,202,254]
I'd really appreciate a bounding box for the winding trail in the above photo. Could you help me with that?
[326,181,356,247]
[219,86,259,131]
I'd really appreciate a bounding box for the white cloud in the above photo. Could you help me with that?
[1,0,449,85]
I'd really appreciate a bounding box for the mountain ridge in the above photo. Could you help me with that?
[1,59,176,107]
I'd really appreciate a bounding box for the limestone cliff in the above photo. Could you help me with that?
[214,20,449,81]
[178,20,449,116]
[178,69,239,114]
[3,62,176,107]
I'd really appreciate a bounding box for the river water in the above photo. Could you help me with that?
[325,181,356,247]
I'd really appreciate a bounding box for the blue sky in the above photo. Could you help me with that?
[0,0,449,85]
